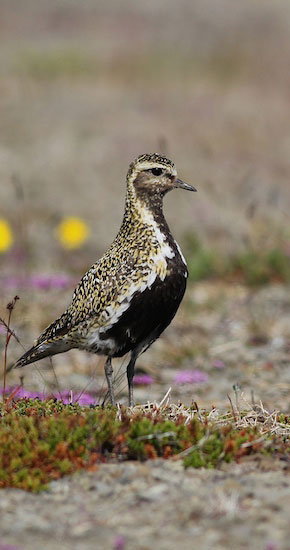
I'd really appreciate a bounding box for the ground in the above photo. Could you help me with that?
[0,281,289,550]
[0,460,289,550]
[0,1,289,549]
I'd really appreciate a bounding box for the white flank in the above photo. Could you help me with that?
[86,330,115,352]
[174,239,187,266]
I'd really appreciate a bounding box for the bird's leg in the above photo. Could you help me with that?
[104,357,115,406]
[127,353,137,407]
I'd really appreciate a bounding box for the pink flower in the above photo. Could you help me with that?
[1,387,46,400]
[113,535,125,550]
[174,369,209,385]
[29,274,73,290]
[59,391,97,406]
[0,274,73,291]
[134,374,153,385]
[1,386,97,406]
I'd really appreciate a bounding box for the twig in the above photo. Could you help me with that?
[2,297,20,402]
[0,317,24,348]
[227,393,237,424]
[158,387,171,407]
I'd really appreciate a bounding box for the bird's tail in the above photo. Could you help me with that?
[14,339,70,369]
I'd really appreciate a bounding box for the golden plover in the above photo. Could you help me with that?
[15,153,196,406]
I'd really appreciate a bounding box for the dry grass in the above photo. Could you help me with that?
[130,388,290,439]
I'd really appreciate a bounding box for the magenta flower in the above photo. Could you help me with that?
[1,386,97,406]
[174,369,209,385]
[133,374,153,385]
[1,387,46,400]
[113,535,125,550]
[59,391,97,406]
[0,274,73,291]
[29,274,73,290]
[16,388,46,400]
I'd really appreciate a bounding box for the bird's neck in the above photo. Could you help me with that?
[122,185,170,236]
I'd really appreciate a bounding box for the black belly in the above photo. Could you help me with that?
[99,271,187,358]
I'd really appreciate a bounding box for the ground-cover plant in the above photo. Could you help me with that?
[185,235,290,285]
[0,398,288,492]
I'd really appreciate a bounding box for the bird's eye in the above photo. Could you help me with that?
[151,167,163,176]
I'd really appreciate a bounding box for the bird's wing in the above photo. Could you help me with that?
[35,251,146,343]
[68,255,151,330]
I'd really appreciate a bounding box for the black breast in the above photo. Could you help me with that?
[100,265,187,358]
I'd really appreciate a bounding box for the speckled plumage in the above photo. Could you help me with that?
[15,153,196,406]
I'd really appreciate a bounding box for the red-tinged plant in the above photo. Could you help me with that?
[0,296,19,403]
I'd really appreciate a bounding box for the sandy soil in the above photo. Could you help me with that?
[0,2,289,549]
[0,459,289,550]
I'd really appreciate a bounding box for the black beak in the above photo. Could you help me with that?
[174,178,197,192]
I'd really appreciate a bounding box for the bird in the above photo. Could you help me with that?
[15,153,197,406]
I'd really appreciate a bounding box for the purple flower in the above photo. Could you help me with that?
[0,545,21,550]
[0,273,73,291]
[113,535,125,550]
[29,274,73,290]
[1,386,97,406]
[212,359,226,369]
[1,387,46,400]
[59,391,97,406]
[265,543,277,550]
[174,369,209,385]
[133,374,153,385]
[0,324,6,334]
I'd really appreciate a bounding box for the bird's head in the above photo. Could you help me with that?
[127,153,196,198]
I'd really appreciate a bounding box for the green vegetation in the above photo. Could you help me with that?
[17,49,98,79]
[185,235,290,285]
[0,398,288,492]
[15,46,245,84]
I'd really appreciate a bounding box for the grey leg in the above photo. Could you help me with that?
[104,357,115,406]
[127,352,137,407]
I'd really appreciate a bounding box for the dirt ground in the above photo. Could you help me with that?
[1,281,289,550]
[0,459,289,550]
[0,2,290,549]
[2,281,290,414]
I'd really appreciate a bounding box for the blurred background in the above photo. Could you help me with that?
[0,0,289,410]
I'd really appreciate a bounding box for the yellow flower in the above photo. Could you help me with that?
[56,217,89,249]
[0,218,13,252]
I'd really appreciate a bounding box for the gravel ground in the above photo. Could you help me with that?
[0,459,289,550]
[1,2,290,547]
[4,282,290,413]
[1,282,289,550]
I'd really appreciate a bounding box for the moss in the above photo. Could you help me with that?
[0,399,288,492]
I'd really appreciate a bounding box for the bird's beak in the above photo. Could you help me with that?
[174,178,197,192]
